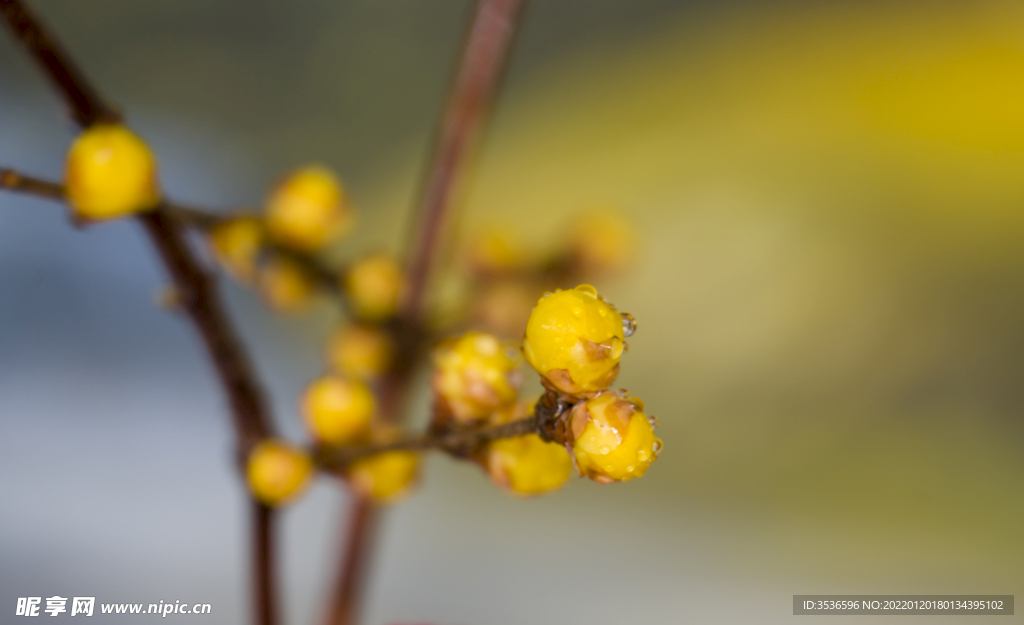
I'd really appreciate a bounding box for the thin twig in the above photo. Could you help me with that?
[316,415,541,471]
[0,3,279,624]
[400,0,527,323]
[324,2,527,624]
[0,0,121,127]
[0,169,347,302]
[0,168,64,199]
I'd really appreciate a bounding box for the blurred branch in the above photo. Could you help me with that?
[0,2,279,623]
[168,205,346,296]
[0,170,347,302]
[325,1,527,624]
[0,0,121,127]
[316,414,543,472]
[401,0,526,322]
[0,168,64,200]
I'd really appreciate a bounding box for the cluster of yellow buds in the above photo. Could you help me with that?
[427,331,574,496]
[459,211,635,339]
[522,285,660,484]
[203,162,406,320]
[426,284,660,495]
[60,127,652,508]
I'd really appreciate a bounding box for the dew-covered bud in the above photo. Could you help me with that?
[522,285,625,394]
[326,324,392,381]
[302,375,375,446]
[344,254,404,321]
[569,391,660,483]
[265,165,352,251]
[347,450,419,502]
[258,255,316,312]
[565,210,635,274]
[209,216,263,283]
[246,440,314,506]
[433,332,521,423]
[64,124,160,220]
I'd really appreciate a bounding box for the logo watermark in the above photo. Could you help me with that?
[16,598,211,617]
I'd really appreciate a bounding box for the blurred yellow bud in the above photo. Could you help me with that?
[569,391,660,483]
[487,432,573,496]
[265,165,352,251]
[344,254,404,321]
[209,216,263,283]
[463,228,526,274]
[326,324,392,381]
[64,124,160,220]
[433,331,521,423]
[471,280,536,338]
[258,256,316,312]
[347,451,419,502]
[302,375,375,446]
[522,285,625,394]
[246,440,314,506]
[565,210,636,274]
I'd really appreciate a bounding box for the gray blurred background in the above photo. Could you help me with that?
[2,0,1023,623]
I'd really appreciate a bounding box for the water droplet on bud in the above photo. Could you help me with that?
[621,312,636,337]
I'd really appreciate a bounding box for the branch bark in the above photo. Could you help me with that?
[324,2,527,624]
[0,3,279,623]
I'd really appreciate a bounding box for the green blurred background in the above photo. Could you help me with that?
[1,0,1022,623]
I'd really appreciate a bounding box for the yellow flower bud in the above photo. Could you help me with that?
[326,324,392,380]
[344,254,404,321]
[522,285,625,394]
[258,256,316,312]
[302,375,375,446]
[569,391,660,483]
[463,228,525,274]
[265,165,352,251]
[246,440,314,506]
[565,210,635,274]
[487,433,573,496]
[347,451,419,502]
[433,332,521,423]
[209,216,263,283]
[64,124,160,220]
[471,280,536,338]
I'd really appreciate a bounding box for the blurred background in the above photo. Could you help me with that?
[2,0,1023,623]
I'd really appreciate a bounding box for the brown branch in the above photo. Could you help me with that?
[324,2,527,625]
[0,3,278,624]
[140,208,274,449]
[315,415,541,472]
[400,0,526,323]
[0,0,121,127]
[0,168,64,200]
[252,503,279,625]
[322,498,376,625]
[0,171,347,304]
